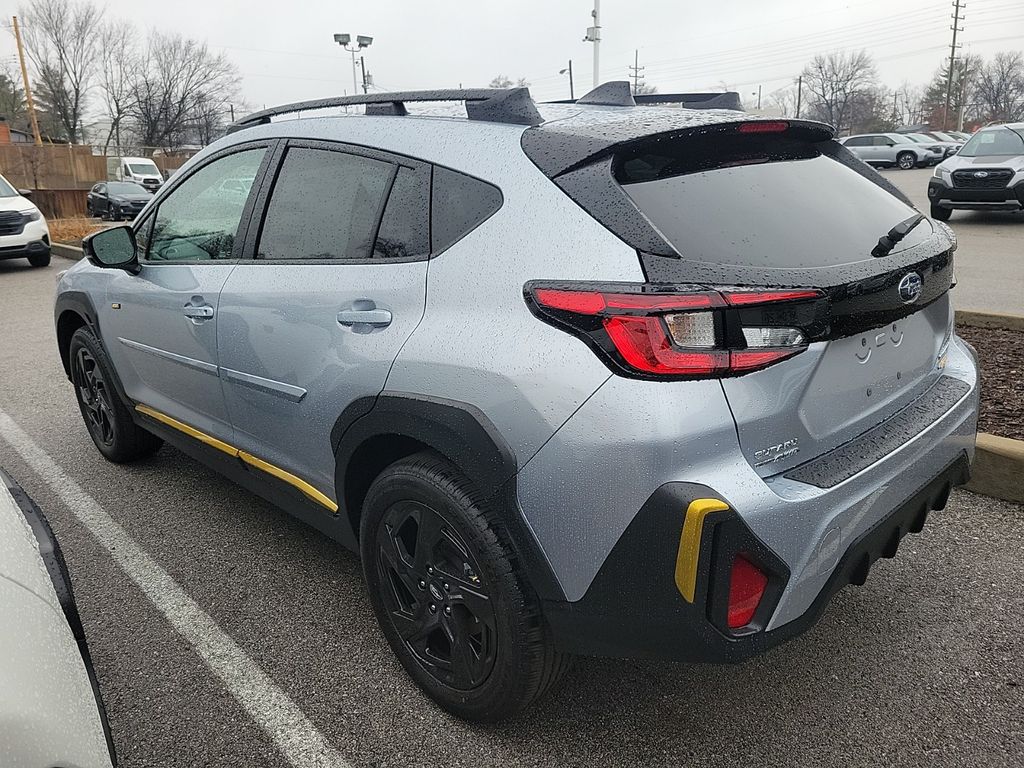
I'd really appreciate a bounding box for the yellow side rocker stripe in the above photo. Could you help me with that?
[674,498,730,603]
[134,404,339,513]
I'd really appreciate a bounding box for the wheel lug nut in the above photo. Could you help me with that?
[427,566,434,575]
[444,606,451,615]
[443,583,450,592]
[429,603,437,613]
[418,580,426,590]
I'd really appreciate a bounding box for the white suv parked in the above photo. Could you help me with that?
[0,173,51,267]
[841,132,944,169]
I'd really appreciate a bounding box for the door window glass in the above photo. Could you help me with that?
[148,148,265,262]
[258,147,393,260]
[373,167,429,259]
[431,166,503,253]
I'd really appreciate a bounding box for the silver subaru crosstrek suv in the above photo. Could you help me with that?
[54,83,979,722]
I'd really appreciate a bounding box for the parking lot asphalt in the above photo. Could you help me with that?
[880,167,1024,316]
[1,259,1022,768]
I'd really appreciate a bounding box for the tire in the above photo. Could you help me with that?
[897,151,916,170]
[361,451,570,722]
[27,251,50,267]
[108,203,121,222]
[930,204,952,221]
[68,327,163,462]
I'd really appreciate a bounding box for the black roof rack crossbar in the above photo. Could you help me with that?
[228,88,542,133]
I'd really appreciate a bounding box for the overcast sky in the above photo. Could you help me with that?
[5,0,1024,114]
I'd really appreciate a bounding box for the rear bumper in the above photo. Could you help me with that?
[928,178,1024,210]
[544,455,970,661]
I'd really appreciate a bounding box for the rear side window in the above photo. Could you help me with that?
[431,166,502,253]
[374,167,429,259]
[258,147,392,260]
[616,133,932,271]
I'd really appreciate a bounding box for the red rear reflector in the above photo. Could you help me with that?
[737,121,789,134]
[727,556,768,629]
[723,289,821,306]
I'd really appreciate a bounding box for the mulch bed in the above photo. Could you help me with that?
[957,325,1024,440]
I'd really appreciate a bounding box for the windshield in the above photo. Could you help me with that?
[129,162,160,175]
[108,182,149,195]
[905,134,935,144]
[957,127,1024,157]
[0,174,18,198]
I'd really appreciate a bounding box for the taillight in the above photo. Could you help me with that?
[525,282,824,379]
[727,555,768,629]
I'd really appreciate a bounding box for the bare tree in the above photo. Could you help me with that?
[130,32,239,150]
[974,51,1024,123]
[18,0,103,143]
[98,20,138,152]
[769,85,799,117]
[488,75,530,89]
[800,50,877,132]
[633,83,658,95]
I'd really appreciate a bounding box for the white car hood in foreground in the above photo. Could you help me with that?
[0,194,36,214]
[0,480,113,768]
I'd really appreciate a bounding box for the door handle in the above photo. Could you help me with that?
[183,305,214,319]
[337,299,391,329]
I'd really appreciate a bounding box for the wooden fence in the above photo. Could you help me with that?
[0,144,105,190]
[29,189,89,219]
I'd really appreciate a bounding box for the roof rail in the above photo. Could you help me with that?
[634,92,744,111]
[228,88,542,133]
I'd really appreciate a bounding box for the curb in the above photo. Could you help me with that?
[956,309,1024,332]
[966,433,1024,505]
[45,246,1024,505]
[52,242,83,261]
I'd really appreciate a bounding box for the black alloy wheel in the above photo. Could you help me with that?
[73,346,115,448]
[376,500,497,690]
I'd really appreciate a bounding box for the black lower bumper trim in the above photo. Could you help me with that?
[0,240,50,260]
[0,467,117,766]
[543,454,970,663]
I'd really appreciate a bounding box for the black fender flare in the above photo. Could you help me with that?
[332,392,566,601]
[54,290,102,379]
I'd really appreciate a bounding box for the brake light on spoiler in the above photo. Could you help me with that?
[526,282,825,379]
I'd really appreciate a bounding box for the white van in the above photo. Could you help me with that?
[106,156,163,192]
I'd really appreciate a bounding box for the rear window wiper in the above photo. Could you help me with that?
[872,213,925,258]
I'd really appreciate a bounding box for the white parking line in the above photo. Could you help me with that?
[0,409,350,768]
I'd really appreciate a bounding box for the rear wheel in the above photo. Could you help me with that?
[897,151,916,170]
[69,327,162,462]
[361,451,569,721]
[930,204,952,221]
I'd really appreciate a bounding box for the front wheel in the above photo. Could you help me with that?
[930,204,952,221]
[361,451,570,722]
[27,251,50,267]
[69,327,163,462]
[897,151,916,170]
[108,203,121,221]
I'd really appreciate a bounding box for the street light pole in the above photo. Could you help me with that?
[584,1,601,89]
[559,60,575,101]
[333,34,373,96]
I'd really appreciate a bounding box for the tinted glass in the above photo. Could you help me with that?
[258,147,392,260]
[619,137,932,271]
[431,166,502,253]
[0,175,16,197]
[958,127,1024,157]
[872,136,893,146]
[373,167,429,259]
[148,148,265,262]
[844,137,868,147]
[135,214,155,257]
[108,182,148,194]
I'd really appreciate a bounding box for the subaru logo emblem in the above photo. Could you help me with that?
[974,171,989,178]
[898,272,923,303]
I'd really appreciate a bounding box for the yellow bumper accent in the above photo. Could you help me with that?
[134,404,338,513]
[674,498,730,603]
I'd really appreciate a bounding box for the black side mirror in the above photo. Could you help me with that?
[83,225,140,274]
[18,189,32,197]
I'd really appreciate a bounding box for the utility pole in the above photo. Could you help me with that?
[229,104,235,122]
[629,49,645,94]
[957,58,971,130]
[360,56,369,94]
[757,84,762,110]
[795,75,803,118]
[943,0,965,130]
[12,16,42,146]
[559,60,575,100]
[584,0,601,89]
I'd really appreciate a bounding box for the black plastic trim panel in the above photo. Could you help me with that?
[784,376,972,488]
[0,467,117,766]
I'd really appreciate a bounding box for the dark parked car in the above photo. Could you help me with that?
[86,182,153,221]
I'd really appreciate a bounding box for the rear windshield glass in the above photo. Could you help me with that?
[617,135,933,270]
[957,127,1024,157]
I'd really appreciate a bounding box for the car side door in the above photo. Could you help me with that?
[873,135,898,164]
[216,140,431,512]
[99,142,275,441]
[88,184,105,216]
